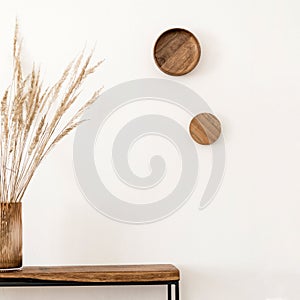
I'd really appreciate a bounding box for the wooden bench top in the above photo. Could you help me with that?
[0,264,180,284]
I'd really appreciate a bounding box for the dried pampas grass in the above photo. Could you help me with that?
[0,22,102,203]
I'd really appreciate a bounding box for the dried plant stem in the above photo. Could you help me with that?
[0,22,102,203]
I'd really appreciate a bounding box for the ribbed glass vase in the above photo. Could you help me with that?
[0,203,22,271]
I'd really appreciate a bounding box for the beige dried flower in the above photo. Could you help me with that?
[0,22,102,203]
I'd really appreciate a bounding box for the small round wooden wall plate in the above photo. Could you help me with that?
[189,113,221,145]
[154,28,201,76]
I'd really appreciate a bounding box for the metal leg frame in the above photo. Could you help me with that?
[167,281,179,300]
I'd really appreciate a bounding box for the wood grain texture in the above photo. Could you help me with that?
[0,265,180,283]
[189,113,221,145]
[0,203,22,270]
[154,28,201,76]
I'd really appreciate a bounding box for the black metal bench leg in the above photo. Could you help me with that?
[175,282,179,300]
[168,284,172,300]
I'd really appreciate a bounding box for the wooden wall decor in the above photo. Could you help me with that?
[153,28,201,76]
[189,113,221,145]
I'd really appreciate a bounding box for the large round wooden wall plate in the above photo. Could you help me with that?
[153,28,201,76]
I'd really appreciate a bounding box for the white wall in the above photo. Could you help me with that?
[0,0,300,299]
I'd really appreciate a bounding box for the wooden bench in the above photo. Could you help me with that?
[0,264,180,299]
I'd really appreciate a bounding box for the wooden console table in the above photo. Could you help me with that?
[0,264,180,300]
